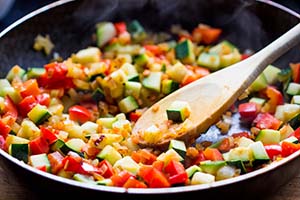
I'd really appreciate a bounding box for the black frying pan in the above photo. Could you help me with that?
[0,0,300,199]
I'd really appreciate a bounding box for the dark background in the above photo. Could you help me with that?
[0,0,300,32]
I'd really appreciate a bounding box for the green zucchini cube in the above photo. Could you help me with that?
[166,100,191,122]
[175,39,195,64]
[9,143,29,163]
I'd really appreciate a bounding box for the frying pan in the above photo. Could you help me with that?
[0,0,300,199]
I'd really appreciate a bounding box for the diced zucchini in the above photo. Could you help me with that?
[142,125,162,144]
[166,62,188,83]
[26,67,46,79]
[81,121,98,137]
[249,97,266,110]
[0,86,22,104]
[168,139,186,158]
[73,174,95,184]
[29,153,51,172]
[226,160,247,174]
[60,138,86,156]
[96,22,116,47]
[225,147,253,162]
[288,113,300,129]
[291,95,300,105]
[162,79,179,95]
[278,68,291,82]
[175,39,195,64]
[9,143,29,163]
[142,72,162,92]
[219,49,241,68]
[274,104,300,123]
[97,145,122,165]
[97,178,113,186]
[97,117,117,129]
[255,129,280,145]
[248,141,270,165]
[92,88,105,102]
[125,81,142,98]
[236,136,254,147]
[262,65,281,85]
[209,40,236,55]
[286,82,300,95]
[90,134,123,149]
[197,52,220,71]
[186,165,202,178]
[113,156,140,175]
[27,104,51,125]
[118,96,139,113]
[50,139,65,152]
[280,136,299,144]
[6,135,29,147]
[166,100,191,122]
[121,63,139,82]
[249,73,268,92]
[279,124,295,141]
[72,47,101,64]
[190,172,215,185]
[134,53,149,68]
[127,20,146,42]
[6,65,26,81]
[157,148,184,164]
[200,160,227,175]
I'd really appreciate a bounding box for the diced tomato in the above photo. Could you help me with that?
[29,136,49,155]
[264,145,282,160]
[253,113,282,130]
[48,151,64,174]
[203,147,223,161]
[129,111,142,122]
[62,152,88,175]
[36,165,47,172]
[111,170,134,187]
[69,105,92,124]
[123,177,147,188]
[189,150,206,166]
[0,135,6,150]
[192,26,222,45]
[36,93,50,107]
[290,63,300,83]
[144,45,164,56]
[218,137,233,153]
[40,127,58,145]
[131,149,157,165]
[0,120,11,139]
[114,22,127,34]
[238,102,258,119]
[98,160,114,178]
[20,79,40,98]
[138,165,170,188]
[38,62,74,89]
[164,160,188,185]
[289,127,300,140]
[3,96,18,120]
[18,95,38,117]
[281,141,300,157]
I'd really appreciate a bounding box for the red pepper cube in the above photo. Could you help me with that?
[238,102,258,119]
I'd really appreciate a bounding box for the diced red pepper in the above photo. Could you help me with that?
[98,160,114,178]
[203,147,224,161]
[18,95,38,117]
[111,170,134,187]
[3,96,18,120]
[36,165,47,172]
[138,165,170,188]
[20,79,40,98]
[69,105,92,124]
[181,69,198,86]
[36,93,50,107]
[40,127,58,145]
[168,172,188,185]
[131,149,157,165]
[62,152,88,175]
[123,177,147,188]
[129,111,142,122]
[144,45,164,56]
[264,144,282,160]
[218,137,233,153]
[48,151,64,174]
[290,63,300,83]
[0,120,11,139]
[253,113,282,130]
[238,102,258,119]
[281,141,300,157]
[114,22,127,34]
[289,127,300,140]
[38,62,74,89]
[29,136,49,155]
[192,26,222,45]
[262,86,284,114]
[152,160,165,172]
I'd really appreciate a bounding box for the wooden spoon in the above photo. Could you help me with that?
[132,23,300,150]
